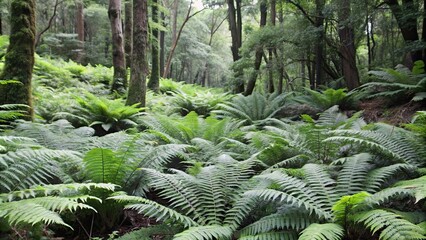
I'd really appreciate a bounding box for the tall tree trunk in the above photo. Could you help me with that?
[0,12,3,35]
[148,0,160,92]
[338,0,360,90]
[0,0,36,120]
[126,0,148,107]
[75,0,84,63]
[244,0,267,96]
[160,12,166,77]
[227,0,244,93]
[268,0,276,93]
[109,0,127,93]
[124,0,133,68]
[386,0,422,67]
[314,0,325,89]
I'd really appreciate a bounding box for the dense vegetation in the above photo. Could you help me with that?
[0,0,425,239]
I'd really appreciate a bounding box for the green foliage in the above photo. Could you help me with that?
[405,111,426,139]
[360,65,426,103]
[55,92,143,135]
[214,92,290,125]
[294,88,353,111]
[299,223,344,240]
[0,104,27,128]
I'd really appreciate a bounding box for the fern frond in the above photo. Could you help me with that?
[173,225,234,240]
[354,209,426,240]
[365,164,415,193]
[239,231,298,240]
[303,164,337,208]
[108,194,198,227]
[334,153,372,197]
[394,176,426,202]
[245,171,332,220]
[240,211,316,236]
[298,223,344,240]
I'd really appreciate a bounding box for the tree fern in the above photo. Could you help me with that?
[239,231,298,240]
[298,223,344,240]
[173,225,234,240]
[334,153,372,197]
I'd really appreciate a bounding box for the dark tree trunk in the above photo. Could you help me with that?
[160,12,166,77]
[0,0,36,120]
[126,0,148,107]
[244,0,267,96]
[124,0,133,68]
[386,0,422,66]
[0,12,3,35]
[75,0,84,62]
[148,0,160,92]
[314,0,325,88]
[338,0,360,90]
[268,0,276,93]
[109,0,127,93]
[227,0,244,93]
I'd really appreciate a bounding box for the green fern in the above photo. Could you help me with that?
[173,225,234,240]
[354,209,426,240]
[298,223,344,240]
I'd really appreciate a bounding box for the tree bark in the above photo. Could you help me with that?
[0,0,36,120]
[338,0,360,90]
[227,0,244,93]
[386,0,422,66]
[109,0,127,93]
[314,0,325,89]
[126,0,148,107]
[124,0,133,68]
[148,0,160,92]
[244,0,267,96]
[75,0,84,62]
[160,11,166,77]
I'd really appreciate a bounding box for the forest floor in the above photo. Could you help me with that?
[360,99,424,126]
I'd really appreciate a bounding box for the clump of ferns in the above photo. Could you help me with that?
[109,158,263,240]
[241,153,425,240]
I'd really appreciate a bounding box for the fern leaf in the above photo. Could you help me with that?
[239,231,298,240]
[354,209,426,240]
[298,223,344,240]
[335,153,372,197]
[173,225,234,240]
[109,194,198,228]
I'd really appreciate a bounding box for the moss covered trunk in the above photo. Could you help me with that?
[148,0,160,93]
[109,0,127,93]
[126,0,148,107]
[0,0,36,120]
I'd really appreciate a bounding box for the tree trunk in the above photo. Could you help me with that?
[160,12,166,77]
[386,0,422,66]
[75,0,84,63]
[338,0,360,90]
[0,0,36,120]
[109,0,127,93]
[268,0,276,93]
[244,0,267,95]
[126,0,148,107]
[227,0,244,93]
[124,0,133,68]
[314,0,325,89]
[148,0,160,92]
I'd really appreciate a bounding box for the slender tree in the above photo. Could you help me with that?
[148,0,160,92]
[338,0,360,90]
[226,0,244,93]
[126,0,148,107]
[75,0,84,62]
[124,0,133,68]
[0,0,36,120]
[109,0,127,93]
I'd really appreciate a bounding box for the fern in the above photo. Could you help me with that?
[334,153,372,197]
[173,225,234,240]
[298,223,344,240]
[239,231,298,240]
[354,209,426,240]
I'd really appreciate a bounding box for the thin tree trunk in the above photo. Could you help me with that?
[160,12,166,76]
[162,1,204,78]
[227,0,244,93]
[36,0,61,47]
[148,0,160,92]
[268,0,276,93]
[314,0,325,88]
[75,0,84,62]
[124,0,133,68]
[0,0,36,120]
[109,0,127,93]
[244,0,267,95]
[338,0,360,90]
[126,0,148,107]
